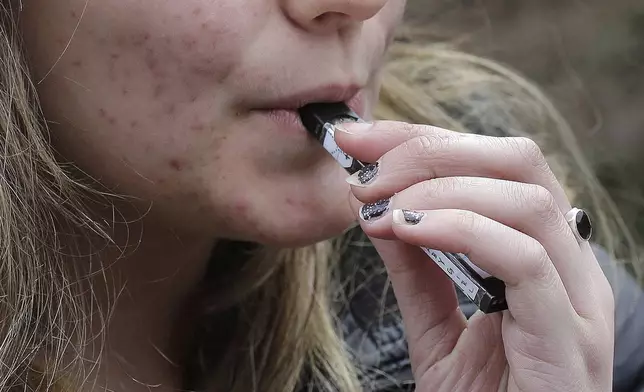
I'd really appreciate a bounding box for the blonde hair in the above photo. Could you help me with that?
[0,9,635,392]
[0,3,112,391]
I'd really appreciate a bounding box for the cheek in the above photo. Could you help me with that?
[22,0,262,186]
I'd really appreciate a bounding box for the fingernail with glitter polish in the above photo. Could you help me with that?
[346,162,379,187]
[359,199,390,221]
[393,209,425,225]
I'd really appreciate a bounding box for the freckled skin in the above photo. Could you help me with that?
[20,0,406,246]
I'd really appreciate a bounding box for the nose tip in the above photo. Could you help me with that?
[324,0,388,21]
[284,0,389,34]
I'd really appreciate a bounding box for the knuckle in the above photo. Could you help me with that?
[399,121,424,140]
[395,121,451,141]
[508,136,549,172]
[419,179,443,200]
[525,184,562,228]
[406,135,437,158]
[404,134,452,159]
[421,177,466,199]
[454,210,485,241]
[521,239,553,282]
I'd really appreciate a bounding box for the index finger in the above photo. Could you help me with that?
[335,120,457,162]
[335,120,572,214]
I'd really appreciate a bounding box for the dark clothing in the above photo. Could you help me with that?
[338,229,644,391]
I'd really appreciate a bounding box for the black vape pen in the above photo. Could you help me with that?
[298,102,508,314]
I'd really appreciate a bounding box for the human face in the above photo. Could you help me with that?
[21,0,406,246]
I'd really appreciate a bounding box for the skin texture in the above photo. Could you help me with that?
[20,1,405,391]
[21,0,404,246]
[18,0,613,391]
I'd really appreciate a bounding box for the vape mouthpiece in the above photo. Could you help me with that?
[298,102,361,140]
[298,102,366,175]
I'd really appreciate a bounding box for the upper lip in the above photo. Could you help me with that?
[255,84,361,110]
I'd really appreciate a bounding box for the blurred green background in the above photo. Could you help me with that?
[404,0,644,239]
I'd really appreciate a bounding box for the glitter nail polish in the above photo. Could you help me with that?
[359,199,390,221]
[402,209,424,225]
[357,162,379,185]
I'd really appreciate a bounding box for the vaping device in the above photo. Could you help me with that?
[298,102,508,314]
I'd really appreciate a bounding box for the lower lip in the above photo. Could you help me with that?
[260,109,303,134]
[255,93,366,135]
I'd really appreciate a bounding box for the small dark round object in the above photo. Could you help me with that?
[574,209,592,241]
[566,207,593,242]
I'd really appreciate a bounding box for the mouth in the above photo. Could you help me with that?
[250,85,366,134]
[257,85,362,111]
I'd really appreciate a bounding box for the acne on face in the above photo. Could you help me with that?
[169,159,184,172]
[17,2,254,230]
[53,3,249,137]
[20,0,406,244]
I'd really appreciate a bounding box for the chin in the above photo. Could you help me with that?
[262,180,357,247]
[263,216,356,248]
[220,218,356,248]
[217,186,356,248]
[243,203,356,248]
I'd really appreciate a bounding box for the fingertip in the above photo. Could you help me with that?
[392,209,406,225]
[338,122,373,134]
[391,209,428,245]
[333,121,375,146]
[332,124,357,143]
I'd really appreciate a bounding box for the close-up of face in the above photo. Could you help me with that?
[20,0,406,246]
[1,3,633,392]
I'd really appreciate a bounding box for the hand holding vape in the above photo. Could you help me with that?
[298,102,508,314]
